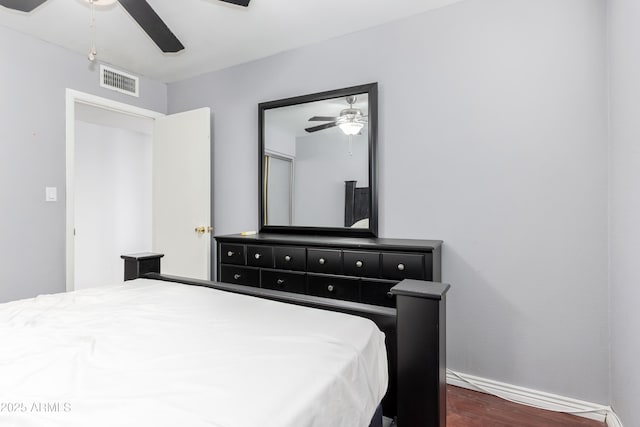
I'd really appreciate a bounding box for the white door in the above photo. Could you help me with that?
[152,108,211,280]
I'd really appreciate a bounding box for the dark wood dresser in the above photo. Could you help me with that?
[215,233,442,308]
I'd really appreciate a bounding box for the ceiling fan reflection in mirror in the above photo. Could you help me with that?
[305,96,368,136]
[0,0,251,54]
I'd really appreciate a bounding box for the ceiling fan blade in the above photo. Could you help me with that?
[305,122,337,133]
[219,0,251,6]
[0,0,47,12]
[118,0,184,53]
[308,116,338,122]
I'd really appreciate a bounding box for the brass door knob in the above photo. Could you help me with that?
[195,226,214,234]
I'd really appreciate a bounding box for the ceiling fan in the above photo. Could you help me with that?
[0,0,251,53]
[305,96,368,136]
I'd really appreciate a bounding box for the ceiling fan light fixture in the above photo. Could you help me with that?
[304,96,368,136]
[86,0,117,5]
[339,121,364,136]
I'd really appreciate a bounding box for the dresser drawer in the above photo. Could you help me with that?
[361,279,397,308]
[261,270,306,294]
[274,246,306,271]
[220,265,259,287]
[220,244,245,265]
[307,249,342,275]
[343,250,380,278]
[308,274,359,302]
[381,252,425,280]
[247,245,274,268]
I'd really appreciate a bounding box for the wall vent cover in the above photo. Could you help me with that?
[100,65,139,97]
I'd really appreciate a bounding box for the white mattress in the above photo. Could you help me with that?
[0,279,388,427]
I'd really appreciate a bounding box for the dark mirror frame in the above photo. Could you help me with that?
[259,82,378,237]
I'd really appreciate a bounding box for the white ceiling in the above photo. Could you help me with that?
[0,0,463,83]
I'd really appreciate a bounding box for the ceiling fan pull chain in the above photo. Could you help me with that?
[88,0,97,61]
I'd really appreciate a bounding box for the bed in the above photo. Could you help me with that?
[0,279,387,427]
[345,180,370,227]
[126,253,449,427]
[0,256,448,427]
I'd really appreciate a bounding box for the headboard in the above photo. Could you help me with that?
[345,180,370,227]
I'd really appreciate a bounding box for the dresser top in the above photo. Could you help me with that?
[215,233,442,251]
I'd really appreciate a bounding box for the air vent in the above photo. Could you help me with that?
[100,65,139,97]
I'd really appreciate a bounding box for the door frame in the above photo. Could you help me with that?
[65,89,165,292]
[264,149,295,225]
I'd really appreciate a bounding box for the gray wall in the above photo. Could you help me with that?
[609,0,640,425]
[168,0,609,404]
[0,25,167,303]
[294,131,368,227]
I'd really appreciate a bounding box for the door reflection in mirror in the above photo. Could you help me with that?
[264,153,293,226]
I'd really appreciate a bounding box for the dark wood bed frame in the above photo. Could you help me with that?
[121,253,449,427]
[345,180,370,227]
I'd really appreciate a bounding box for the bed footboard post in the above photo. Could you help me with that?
[391,280,450,427]
[121,253,164,281]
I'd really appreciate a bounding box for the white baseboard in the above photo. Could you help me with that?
[446,370,621,425]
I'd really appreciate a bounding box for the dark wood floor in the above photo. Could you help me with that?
[447,386,606,427]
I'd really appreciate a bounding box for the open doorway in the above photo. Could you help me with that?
[74,104,154,290]
[66,90,163,292]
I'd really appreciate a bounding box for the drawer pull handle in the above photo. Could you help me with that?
[327,284,334,292]
[233,274,241,280]
[284,255,291,262]
[318,258,326,265]
[397,263,405,271]
[277,279,285,285]
[387,292,394,299]
[254,253,261,260]
[227,251,234,257]
[355,260,363,268]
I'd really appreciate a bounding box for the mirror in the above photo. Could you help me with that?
[259,83,378,236]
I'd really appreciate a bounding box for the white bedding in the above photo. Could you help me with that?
[0,279,388,427]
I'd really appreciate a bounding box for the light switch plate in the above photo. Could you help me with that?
[45,187,57,202]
